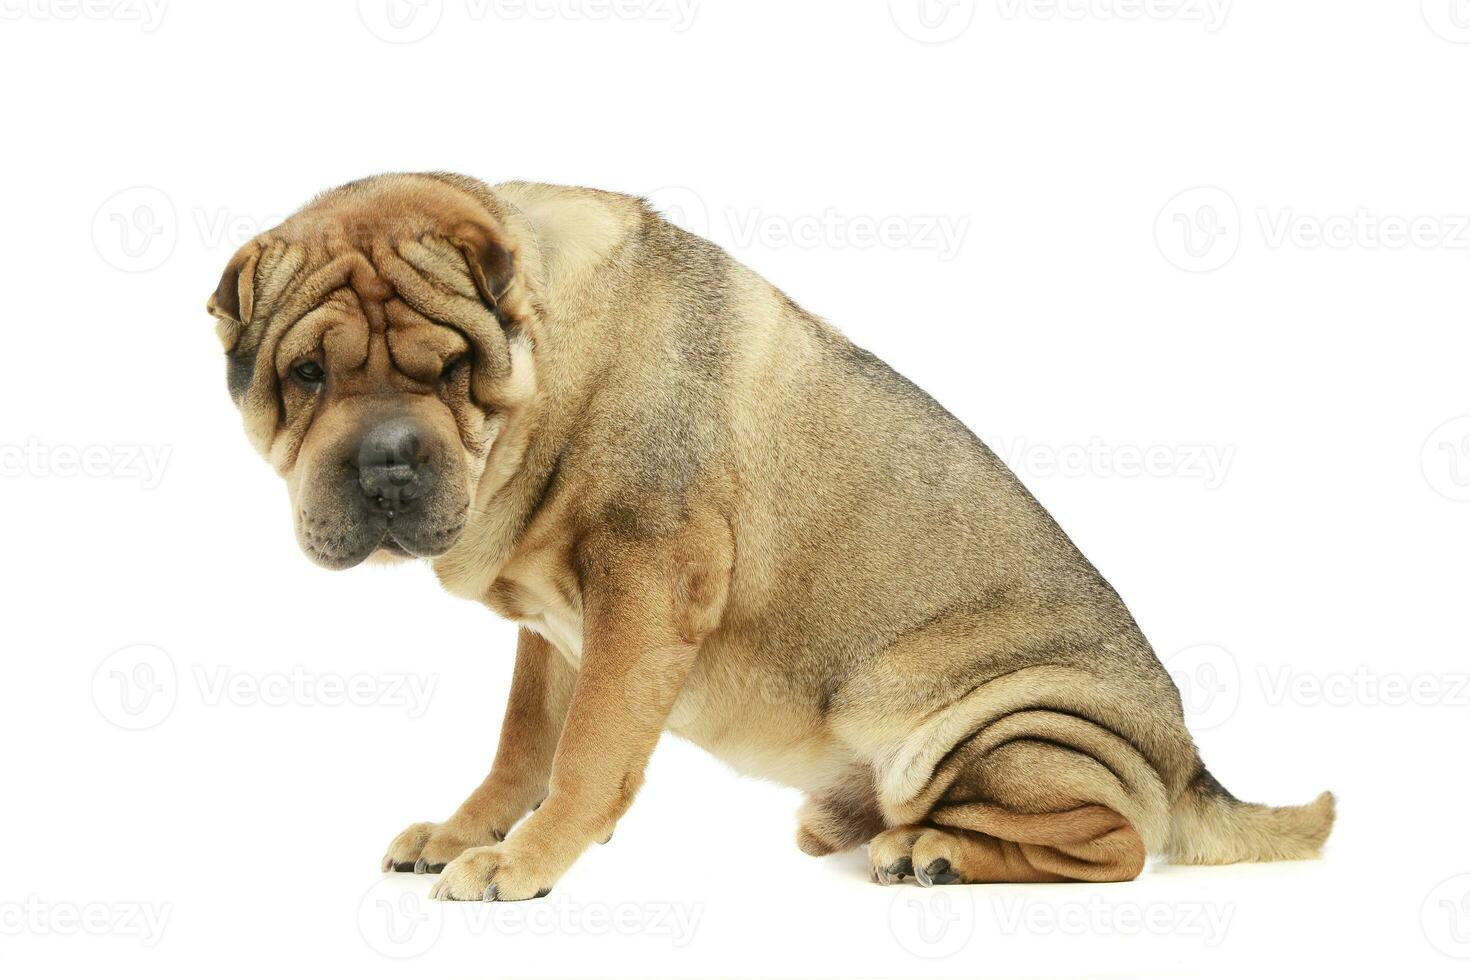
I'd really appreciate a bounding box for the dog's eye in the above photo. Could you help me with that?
[292,361,325,385]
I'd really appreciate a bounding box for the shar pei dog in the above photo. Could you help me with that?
[206,173,1334,900]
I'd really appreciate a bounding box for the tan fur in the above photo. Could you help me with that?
[1167,778,1337,865]
[208,173,1334,900]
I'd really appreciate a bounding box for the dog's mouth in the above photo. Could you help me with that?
[299,508,467,570]
[368,512,467,562]
[376,536,412,558]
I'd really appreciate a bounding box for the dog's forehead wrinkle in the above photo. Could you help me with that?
[321,316,371,373]
[395,236,479,299]
[265,261,462,385]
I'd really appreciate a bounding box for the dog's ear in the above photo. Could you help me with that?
[207,243,261,330]
[207,243,269,404]
[445,221,515,312]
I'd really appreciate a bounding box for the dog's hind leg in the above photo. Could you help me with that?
[881,803,1146,885]
[869,739,1149,884]
[870,677,1178,885]
[796,773,886,857]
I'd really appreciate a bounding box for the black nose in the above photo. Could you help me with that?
[357,418,435,514]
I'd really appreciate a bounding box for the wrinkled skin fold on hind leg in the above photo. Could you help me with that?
[869,803,1146,885]
[863,665,1186,885]
[929,802,1147,883]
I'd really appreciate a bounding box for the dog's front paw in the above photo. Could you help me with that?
[381,820,500,874]
[428,842,557,901]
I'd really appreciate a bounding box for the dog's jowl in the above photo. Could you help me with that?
[206,174,1334,900]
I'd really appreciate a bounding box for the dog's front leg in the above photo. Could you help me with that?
[431,526,729,901]
[382,628,574,873]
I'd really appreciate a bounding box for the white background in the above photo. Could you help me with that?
[2,1,1469,977]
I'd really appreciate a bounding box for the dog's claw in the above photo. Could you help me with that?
[380,855,393,872]
[483,883,499,902]
[414,857,428,874]
[916,858,959,886]
[877,860,913,884]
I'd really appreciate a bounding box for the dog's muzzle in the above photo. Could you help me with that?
[296,411,468,570]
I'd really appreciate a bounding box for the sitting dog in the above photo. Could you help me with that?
[206,173,1334,900]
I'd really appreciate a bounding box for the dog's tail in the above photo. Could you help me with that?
[1165,768,1335,865]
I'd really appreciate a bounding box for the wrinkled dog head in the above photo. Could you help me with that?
[207,174,537,569]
